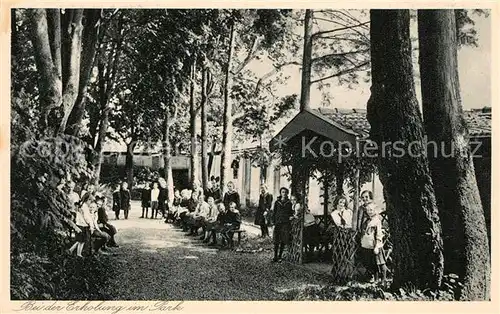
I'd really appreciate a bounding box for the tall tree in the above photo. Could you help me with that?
[366,9,444,290]
[418,9,490,300]
[300,9,313,111]
[220,20,236,195]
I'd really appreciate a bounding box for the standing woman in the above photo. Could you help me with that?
[223,181,240,210]
[157,178,168,219]
[120,182,131,220]
[272,187,294,263]
[255,184,273,238]
[112,182,122,220]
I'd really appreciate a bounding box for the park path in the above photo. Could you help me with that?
[105,201,329,300]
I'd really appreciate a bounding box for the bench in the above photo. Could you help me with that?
[231,229,246,245]
[214,229,246,246]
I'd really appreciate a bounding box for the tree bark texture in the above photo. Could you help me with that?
[189,56,199,185]
[366,9,444,290]
[418,9,490,300]
[66,9,103,136]
[300,9,313,111]
[220,21,236,195]
[201,67,209,190]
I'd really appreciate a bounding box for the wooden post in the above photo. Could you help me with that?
[323,177,329,226]
[244,157,252,207]
[351,168,360,231]
[372,172,376,198]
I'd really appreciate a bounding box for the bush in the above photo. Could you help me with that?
[10,135,114,299]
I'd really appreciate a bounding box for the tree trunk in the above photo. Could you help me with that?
[164,115,174,204]
[201,67,209,190]
[58,9,84,134]
[92,60,111,183]
[418,9,490,300]
[189,56,199,185]
[28,9,63,133]
[66,9,103,136]
[220,21,236,195]
[207,139,217,178]
[125,140,137,190]
[366,9,444,290]
[300,9,313,111]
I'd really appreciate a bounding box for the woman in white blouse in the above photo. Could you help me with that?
[331,195,353,229]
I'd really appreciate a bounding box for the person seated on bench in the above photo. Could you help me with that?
[188,192,208,237]
[89,200,111,255]
[292,194,320,254]
[185,190,200,235]
[202,196,218,242]
[177,189,191,230]
[167,189,181,223]
[208,203,227,246]
[96,195,119,248]
[220,202,241,249]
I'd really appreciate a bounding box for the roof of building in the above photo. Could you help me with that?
[312,107,491,138]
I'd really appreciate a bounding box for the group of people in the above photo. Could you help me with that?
[67,182,120,258]
[255,183,388,283]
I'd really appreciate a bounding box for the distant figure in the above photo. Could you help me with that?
[255,184,273,238]
[157,178,168,219]
[272,187,294,263]
[150,182,160,219]
[204,181,222,203]
[120,182,131,220]
[141,183,151,218]
[112,183,122,220]
[223,181,240,210]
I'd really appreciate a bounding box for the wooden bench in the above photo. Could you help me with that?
[230,229,246,245]
[214,229,246,246]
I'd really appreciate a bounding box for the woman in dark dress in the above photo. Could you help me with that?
[157,178,168,219]
[112,183,122,220]
[255,184,273,238]
[120,182,131,220]
[222,181,240,210]
[272,187,294,263]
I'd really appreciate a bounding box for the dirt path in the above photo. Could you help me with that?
[105,201,330,300]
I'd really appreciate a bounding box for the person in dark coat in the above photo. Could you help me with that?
[120,182,131,220]
[221,202,242,248]
[255,184,273,238]
[204,181,222,203]
[112,183,122,220]
[96,196,119,247]
[208,203,228,246]
[222,181,240,210]
[272,187,294,262]
[140,183,151,218]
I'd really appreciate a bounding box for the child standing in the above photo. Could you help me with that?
[141,183,151,218]
[150,182,160,219]
[120,182,131,220]
[359,190,387,284]
[272,187,294,263]
[68,194,94,257]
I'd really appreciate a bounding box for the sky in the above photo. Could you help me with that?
[256,12,491,111]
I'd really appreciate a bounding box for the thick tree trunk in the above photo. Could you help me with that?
[300,9,313,111]
[201,67,209,190]
[58,9,84,134]
[66,9,103,136]
[92,60,111,183]
[46,9,62,80]
[366,9,444,290]
[125,141,137,190]
[220,21,236,195]
[189,56,199,185]
[28,9,63,133]
[418,9,490,300]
